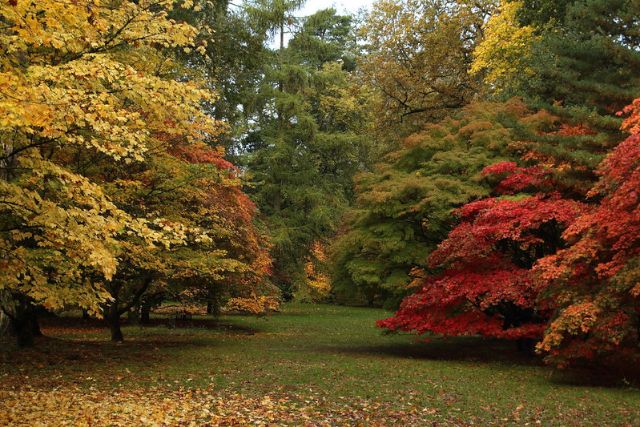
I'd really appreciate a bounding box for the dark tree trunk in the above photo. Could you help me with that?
[82,309,90,320]
[8,299,41,347]
[109,310,124,342]
[516,338,536,355]
[207,301,214,315]
[106,301,124,342]
[140,303,150,324]
[105,276,154,341]
[31,313,42,337]
[128,305,140,325]
[364,291,375,307]
[12,314,34,347]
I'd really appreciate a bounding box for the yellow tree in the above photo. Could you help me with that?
[470,1,539,93]
[359,0,497,132]
[0,0,231,345]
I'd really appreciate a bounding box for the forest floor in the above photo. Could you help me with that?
[1,303,640,426]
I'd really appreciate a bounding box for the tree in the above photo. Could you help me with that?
[0,0,269,345]
[378,191,585,342]
[244,9,376,297]
[470,1,539,93]
[359,0,497,132]
[94,141,266,341]
[0,0,208,345]
[535,99,640,365]
[246,0,306,51]
[330,100,557,308]
[171,0,272,153]
[473,0,640,123]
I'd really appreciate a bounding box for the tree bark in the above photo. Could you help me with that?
[11,308,37,347]
[516,338,536,355]
[0,310,9,337]
[127,305,140,325]
[4,298,40,347]
[105,275,154,341]
[31,313,42,337]
[364,290,375,307]
[140,303,150,324]
[109,305,124,342]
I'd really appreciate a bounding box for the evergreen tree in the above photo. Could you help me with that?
[474,0,640,126]
[330,100,554,308]
[244,9,375,297]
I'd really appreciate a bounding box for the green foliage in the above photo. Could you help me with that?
[330,99,551,307]
[244,9,376,296]
[172,0,272,151]
[478,0,640,124]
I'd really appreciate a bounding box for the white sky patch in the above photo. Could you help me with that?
[269,0,377,47]
[298,0,376,16]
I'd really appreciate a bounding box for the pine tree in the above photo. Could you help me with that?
[244,9,375,296]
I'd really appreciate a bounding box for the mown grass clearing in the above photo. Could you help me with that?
[1,303,639,425]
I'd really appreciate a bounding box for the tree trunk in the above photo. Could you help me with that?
[110,314,123,342]
[31,313,42,337]
[280,21,284,51]
[6,298,41,347]
[105,276,154,341]
[364,290,375,307]
[12,309,36,347]
[140,303,150,324]
[107,303,124,342]
[516,338,536,355]
[0,310,10,337]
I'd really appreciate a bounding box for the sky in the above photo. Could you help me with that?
[270,0,376,47]
[297,0,376,16]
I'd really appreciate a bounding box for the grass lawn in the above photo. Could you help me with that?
[1,303,639,425]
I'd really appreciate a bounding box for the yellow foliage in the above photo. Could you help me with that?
[300,241,332,301]
[537,301,600,352]
[225,295,281,315]
[0,1,229,315]
[470,1,539,91]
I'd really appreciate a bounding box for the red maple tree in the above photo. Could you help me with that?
[535,100,640,364]
[379,187,585,340]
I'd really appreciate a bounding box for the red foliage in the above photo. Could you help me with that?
[535,129,640,363]
[170,143,272,280]
[171,143,237,172]
[482,161,551,194]
[553,123,597,137]
[379,194,585,340]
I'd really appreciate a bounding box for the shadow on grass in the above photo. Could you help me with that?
[42,315,261,335]
[0,315,263,389]
[319,337,640,388]
[545,362,640,388]
[0,333,211,367]
[318,336,542,366]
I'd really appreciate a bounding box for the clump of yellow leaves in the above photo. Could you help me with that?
[225,295,281,315]
[470,1,539,91]
[302,241,332,301]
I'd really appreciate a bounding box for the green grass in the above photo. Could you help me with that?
[2,303,640,425]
